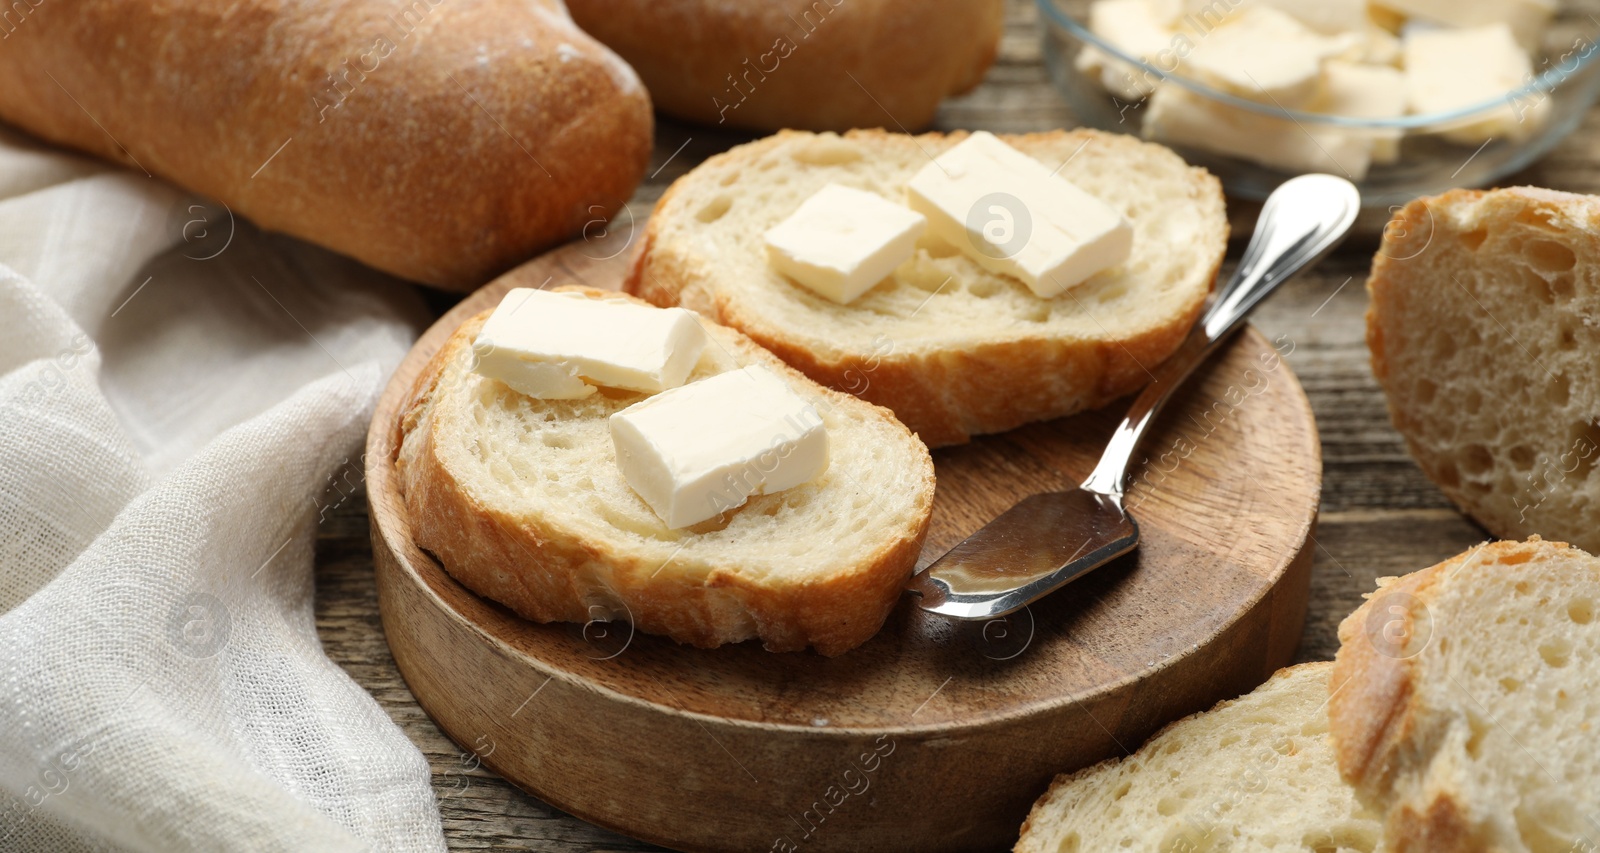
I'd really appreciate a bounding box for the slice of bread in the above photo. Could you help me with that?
[628,129,1228,447]
[1368,187,1600,552]
[1016,662,1384,853]
[1328,537,1600,853]
[395,286,935,656]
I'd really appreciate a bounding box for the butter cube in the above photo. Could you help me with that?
[907,131,1132,298]
[764,184,926,305]
[1404,23,1545,144]
[1154,0,1236,28]
[1184,7,1358,107]
[1257,0,1370,35]
[1321,61,1407,164]
[610,366,828,529]
[1144,0,1184,24]
[1374,0,1554,50]
[473,289,705,399]
[1142,59,1407,175]
[1358,26,1403,66]
[1144,83,1376,180]
[1080,0,1178,100]
[1158,0,1377,35]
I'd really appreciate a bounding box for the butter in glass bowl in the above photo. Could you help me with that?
[1039,0,1600,205]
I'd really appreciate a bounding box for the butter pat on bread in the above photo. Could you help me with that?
[611,366,828,529]
[764,183,926,305]
[906,131,1133,299]
[473,288,705,399]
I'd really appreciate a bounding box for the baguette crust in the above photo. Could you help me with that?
[1326,554,1449,831]
[1328,537,1587,852]
[566,0,1003,132]
[0,0,652,290]
[630,129,1227,447]
[1327,542,1493,852]
[396,287,935,655]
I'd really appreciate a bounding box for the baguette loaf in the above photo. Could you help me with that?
[565,0,1003,132]
[395,286,935,656]
[1016,662,1383,853]
[1329,537,1600,853]
[0,0,651,290]
[1367,188,1600,551]
[629,129,1228,447]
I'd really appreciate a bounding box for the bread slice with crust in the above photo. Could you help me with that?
[1367,187,1600,553]
[395,286,935,655]
[1016,662,1384,853]
[628,129,1228,447]
[1329,537,1600,853]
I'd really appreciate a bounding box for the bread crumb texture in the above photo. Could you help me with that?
[1016,663,1384,853]
[1368,188,1600,551]
[1330,537,1600,853]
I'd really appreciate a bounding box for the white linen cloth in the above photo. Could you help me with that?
[0,127,447,851]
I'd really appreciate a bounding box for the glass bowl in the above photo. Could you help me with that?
[1038,0,1600,206]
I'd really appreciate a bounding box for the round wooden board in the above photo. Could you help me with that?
[367,232,1322,853]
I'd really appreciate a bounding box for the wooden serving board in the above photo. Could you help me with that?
[366,232,1321,853]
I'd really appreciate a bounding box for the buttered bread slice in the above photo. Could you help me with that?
[629,129,1228,447]
[395,287,935,656]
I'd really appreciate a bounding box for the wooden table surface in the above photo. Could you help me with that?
[312,2,1600,849]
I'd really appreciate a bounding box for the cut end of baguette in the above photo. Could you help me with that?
[1367,187,1600,552]
[395,286,935,655]
[1016,662,1383,853]
[1329,537,1600,853]
[629,128,1227,447]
